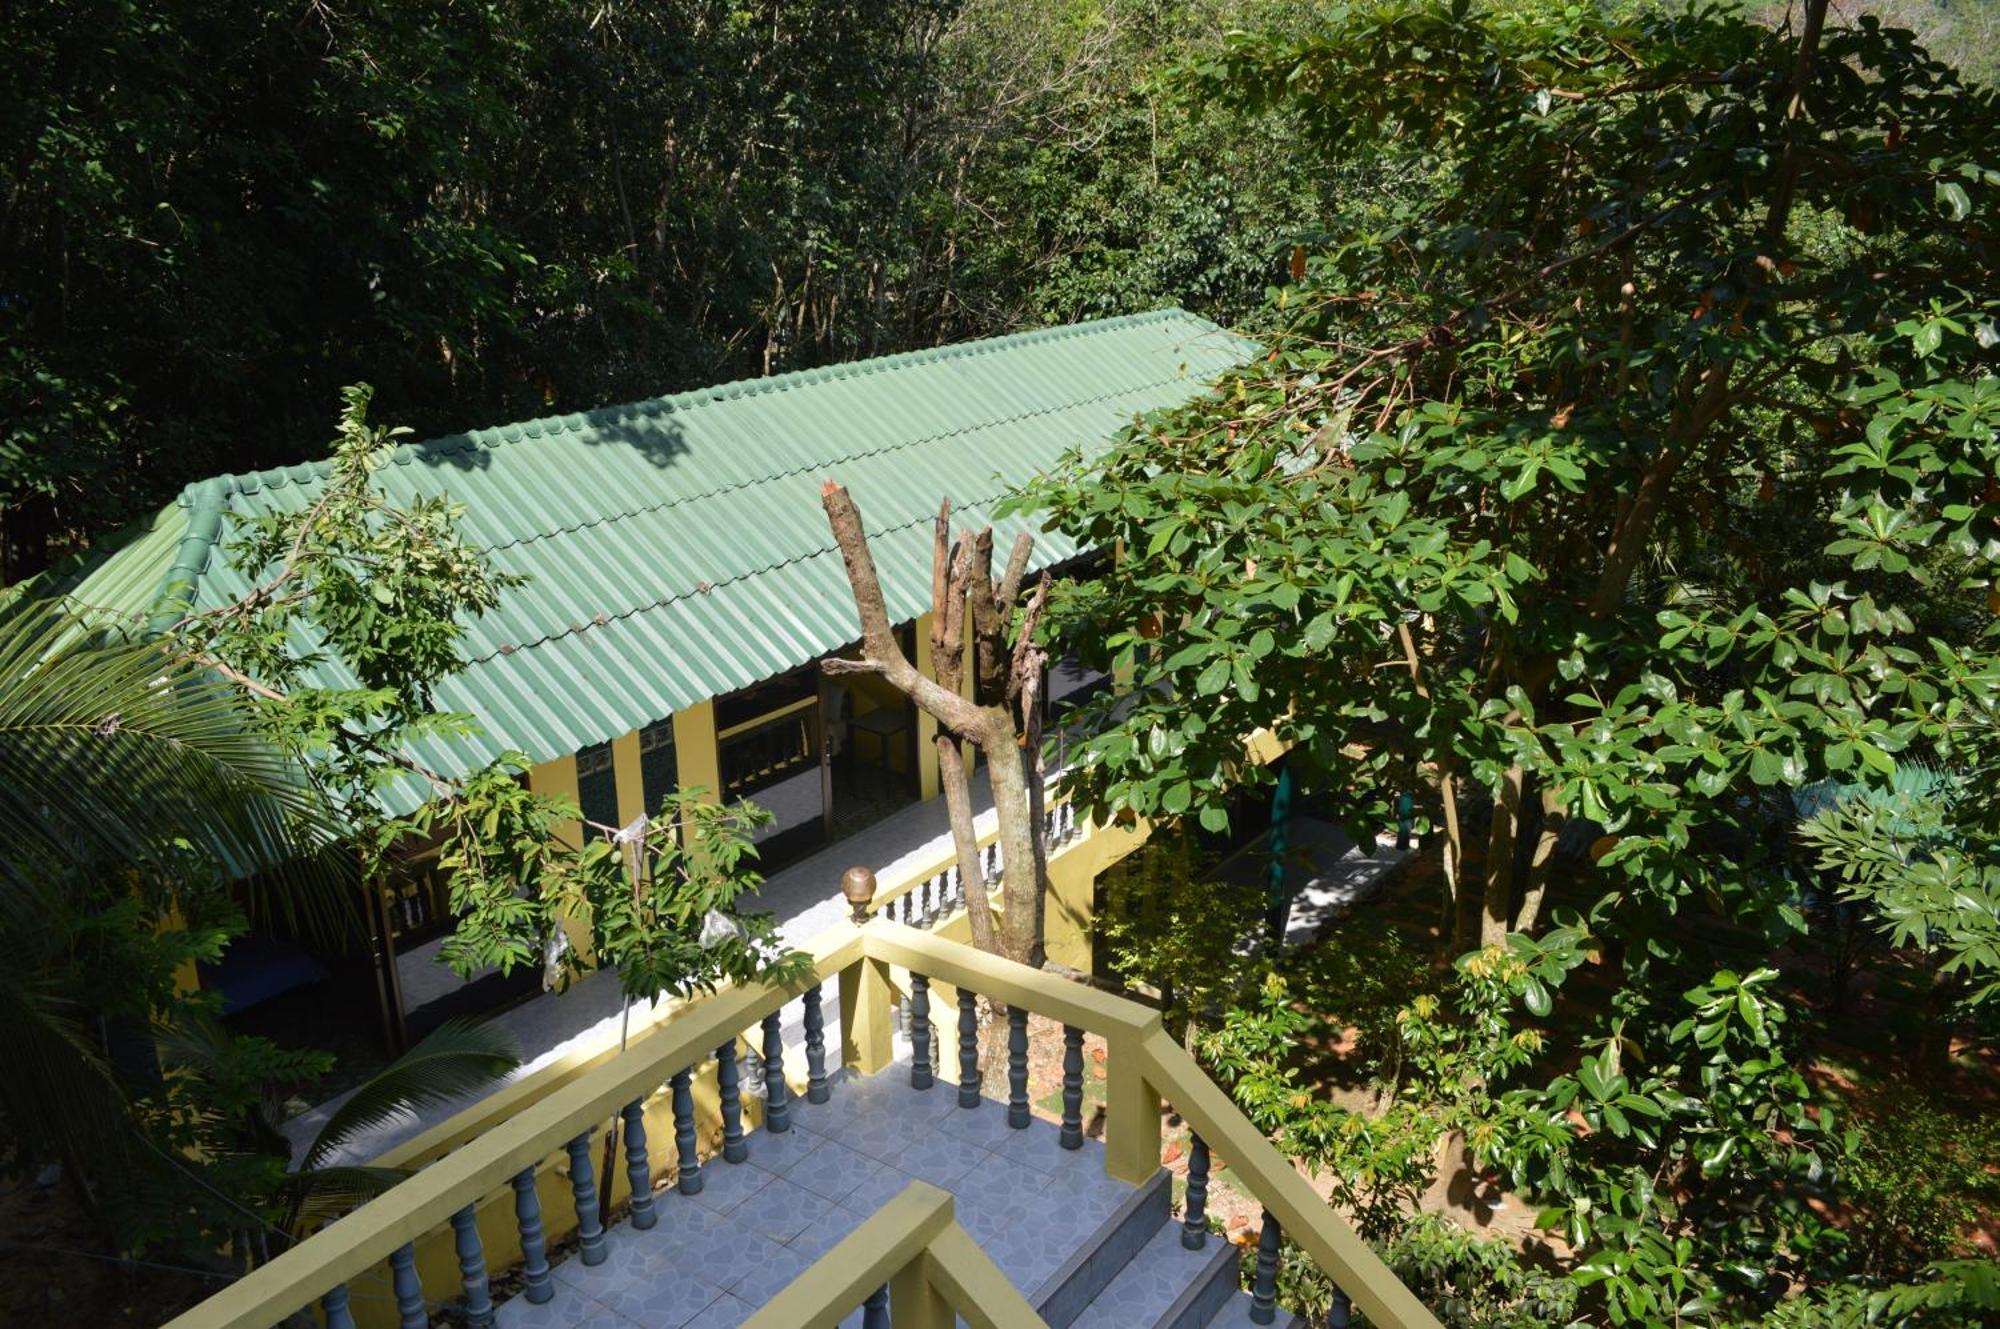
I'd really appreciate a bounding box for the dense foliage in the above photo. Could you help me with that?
[1021,0,2000,1322]
[0,0,1332,580]
[7,0,2000,1321]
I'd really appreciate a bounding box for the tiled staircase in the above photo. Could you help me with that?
[496,1063,1304,1329]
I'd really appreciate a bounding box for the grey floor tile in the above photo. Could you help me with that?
[683,1159,779,1215]
[728,1171,842,1244]
[503,1063,1152,1329]
[783,1135,885,1205]
[671,1213,790,1295]
[495,1283,626,1329]
[930,1097,1023,1148]
[739,1121,824,1177]
[676,1292,754,1329]
[592,1269,731,1329]
[837,1159,928,1216]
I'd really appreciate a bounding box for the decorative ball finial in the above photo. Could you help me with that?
[841,865,877,924]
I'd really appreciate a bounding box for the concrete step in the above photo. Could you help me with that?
[1205,1288,1309,1329]
[1066,1218,1240,1329]
[1034,1168,1171,1327]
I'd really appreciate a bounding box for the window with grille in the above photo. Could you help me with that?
[576,740,619,839]
[639,720,678,816]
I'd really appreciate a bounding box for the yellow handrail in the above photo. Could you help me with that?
[158,928,862,1329]
[739,1182,1048,1329]
[161,916,1442,1329]
[872,923,1446,1329]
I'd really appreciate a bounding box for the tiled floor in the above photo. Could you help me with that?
[496,1065,1135,1329]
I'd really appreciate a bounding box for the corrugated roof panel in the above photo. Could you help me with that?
[66,308,1251,809]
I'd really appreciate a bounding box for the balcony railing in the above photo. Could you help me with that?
[867,794,1081,930]
[160,910,1441,1329]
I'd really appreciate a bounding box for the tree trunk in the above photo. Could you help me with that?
[936,732,999,954]
[820,485,1050,965]
[1513,783,1564,935]
[1480,764,1525,948]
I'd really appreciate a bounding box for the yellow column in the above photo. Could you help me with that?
[840,955,898,1075]
[913,612,940,801]
[527,755,582,845]
[527,755,592,959]
[673,699,722,804]
[889,1261,954,1329]
[612,729,646,825]
[1103,1034,1162,1184]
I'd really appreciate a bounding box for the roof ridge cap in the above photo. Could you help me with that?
[481,369,1195,555]
[215,309,1221,500]
[144,478,236,635]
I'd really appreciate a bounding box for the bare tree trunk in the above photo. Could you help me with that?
[1481,764,1525,948]
[821,485,1049,964]
[1513,784,1564,935]
[1398,621,1468,953]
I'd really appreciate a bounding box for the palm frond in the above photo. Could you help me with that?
[301,1019,521,1172]
[0,597,354,936]
[282,1164,411,1230]
[0,967,128,1182]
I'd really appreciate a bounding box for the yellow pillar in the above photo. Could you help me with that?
[840,955,898,1076]
[889,1261,954,1329]
[1103,1034,1162,1184]
[673,699,722,804]
[527,755,592,959]
[612,729,646,826]
[913,612,941,801]
[527,755,582,845]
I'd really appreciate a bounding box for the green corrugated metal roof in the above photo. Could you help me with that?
[47,309,1251,812]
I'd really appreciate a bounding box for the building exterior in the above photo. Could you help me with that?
[46,309,1253,1052]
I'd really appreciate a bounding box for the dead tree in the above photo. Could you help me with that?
[820,484,1050,966]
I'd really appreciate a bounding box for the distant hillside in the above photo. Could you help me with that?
[1760,0,1999,82]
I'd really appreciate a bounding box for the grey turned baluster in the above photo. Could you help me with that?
[1250,1210,1282,1324]
[717,1038,749,1161]
[804,985,830,1104]
[319,1283,355,1329]
[672,1067,702,1195]
[862,1284,890,1328]
[564,1130,608,1265]
[909,973,933,1090]
[958,987,980,1108]
[1007,1005,1030,1128]
[1059,1025,1085,1148]
[1331,1287,1353,1329]
[450,1202,496,1329]
[762,1010,790,1132]
[389,1242,427,1328]
[622,1099,657,1228]
[512,1166,554,1303]
[1182,1134,1210,1249]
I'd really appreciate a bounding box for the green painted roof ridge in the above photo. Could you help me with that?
[144,478,235,635]
[479,368,1202,557]
[146,308,1234,605]
[204,307,1229,505]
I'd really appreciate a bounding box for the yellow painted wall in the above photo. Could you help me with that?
[673,700,722,805]
[611,729,646,826]
[526,755,592,958]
